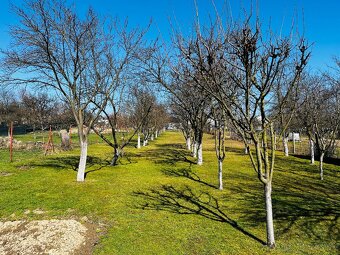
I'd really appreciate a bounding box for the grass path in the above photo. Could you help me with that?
[0,131,339,254]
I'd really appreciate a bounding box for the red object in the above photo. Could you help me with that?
[49,126,55,153]
[9,122,13,162]
[44,125,55,156]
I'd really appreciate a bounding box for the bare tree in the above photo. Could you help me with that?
[20,91,56,135]
[299,74,340,180]
[88,23,150,165]
[211,104,226,190]
[129,88,155,147]
[149,103,169,139]
[93,88,155,165]
[171,102,193,150]
[1,0,120,181]
[0,89,22,134]
[137,40,212,164]
[169,80,211,164]
[175,15,309,248]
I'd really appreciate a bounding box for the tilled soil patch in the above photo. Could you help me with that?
[0,219,98,255]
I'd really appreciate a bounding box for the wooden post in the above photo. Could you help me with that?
[44,125,54,155]
[50,126,55,152]
[9,122,13,162]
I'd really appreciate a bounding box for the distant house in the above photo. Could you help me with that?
[288,132,300,141]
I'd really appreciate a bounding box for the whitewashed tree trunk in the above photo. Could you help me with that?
[151,134,154,141]
[192,142,197,158]
[186,137,191,150]
[320,152,325,180]
[218,159,223,190]
[310,139,314,164]
[77,139,88,182]
[283,137,289,156]
[155,130,158,138]
[244,144,248,154]
[265,181,275,248]
[143,139,147,146]
[197,142,203,165]
[111,148,120,166]
[137,133,141,149]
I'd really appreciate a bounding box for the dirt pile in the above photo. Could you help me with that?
[0,219,95,255]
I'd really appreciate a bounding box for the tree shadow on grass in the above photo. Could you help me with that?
[130,143,196,165]
[132,185,266,245]
[161,168,217,189]
[27,155,111,177]
[227,167,340,244]
[293,154,340,167]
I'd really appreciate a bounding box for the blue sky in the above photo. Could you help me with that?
[0,0,339,71]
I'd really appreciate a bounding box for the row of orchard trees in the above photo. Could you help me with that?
[0,0,168,180]
[140,9,338,249]
[286,71,340,180]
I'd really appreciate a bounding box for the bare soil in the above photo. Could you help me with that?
[0,220,98,255]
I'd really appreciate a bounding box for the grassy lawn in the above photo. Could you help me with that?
[0,131,339,254]
[13,130,123,146]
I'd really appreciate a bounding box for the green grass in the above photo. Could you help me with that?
[13,130,129,146]
[0,131,339,254]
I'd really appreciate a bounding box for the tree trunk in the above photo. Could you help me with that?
[319,152,324,180]
[77,139,88,182]
[192,142,197,158]
[292,135,296,154]
[244,144,248,154]
[155,130,158,138]
[137,133,141,149]
[309,139,314,165]
[197,142,203,165]
[151,134,154,141]
[265,181,275,248]
[218,159,223,190]
[111,147,120,166]
[143,138,148,146]
[283,137,289,156]
[186,137,191,150]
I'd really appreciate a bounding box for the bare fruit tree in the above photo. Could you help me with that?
[211,104,226,190]
[89,24,150,165]
[176,16,310,248]
[298,74,340,180]
[139,45,211,165]
[1,0,118,181]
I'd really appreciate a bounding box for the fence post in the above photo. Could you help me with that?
[9,122,13,162]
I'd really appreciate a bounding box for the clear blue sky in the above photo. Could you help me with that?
[0,0,339,71]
